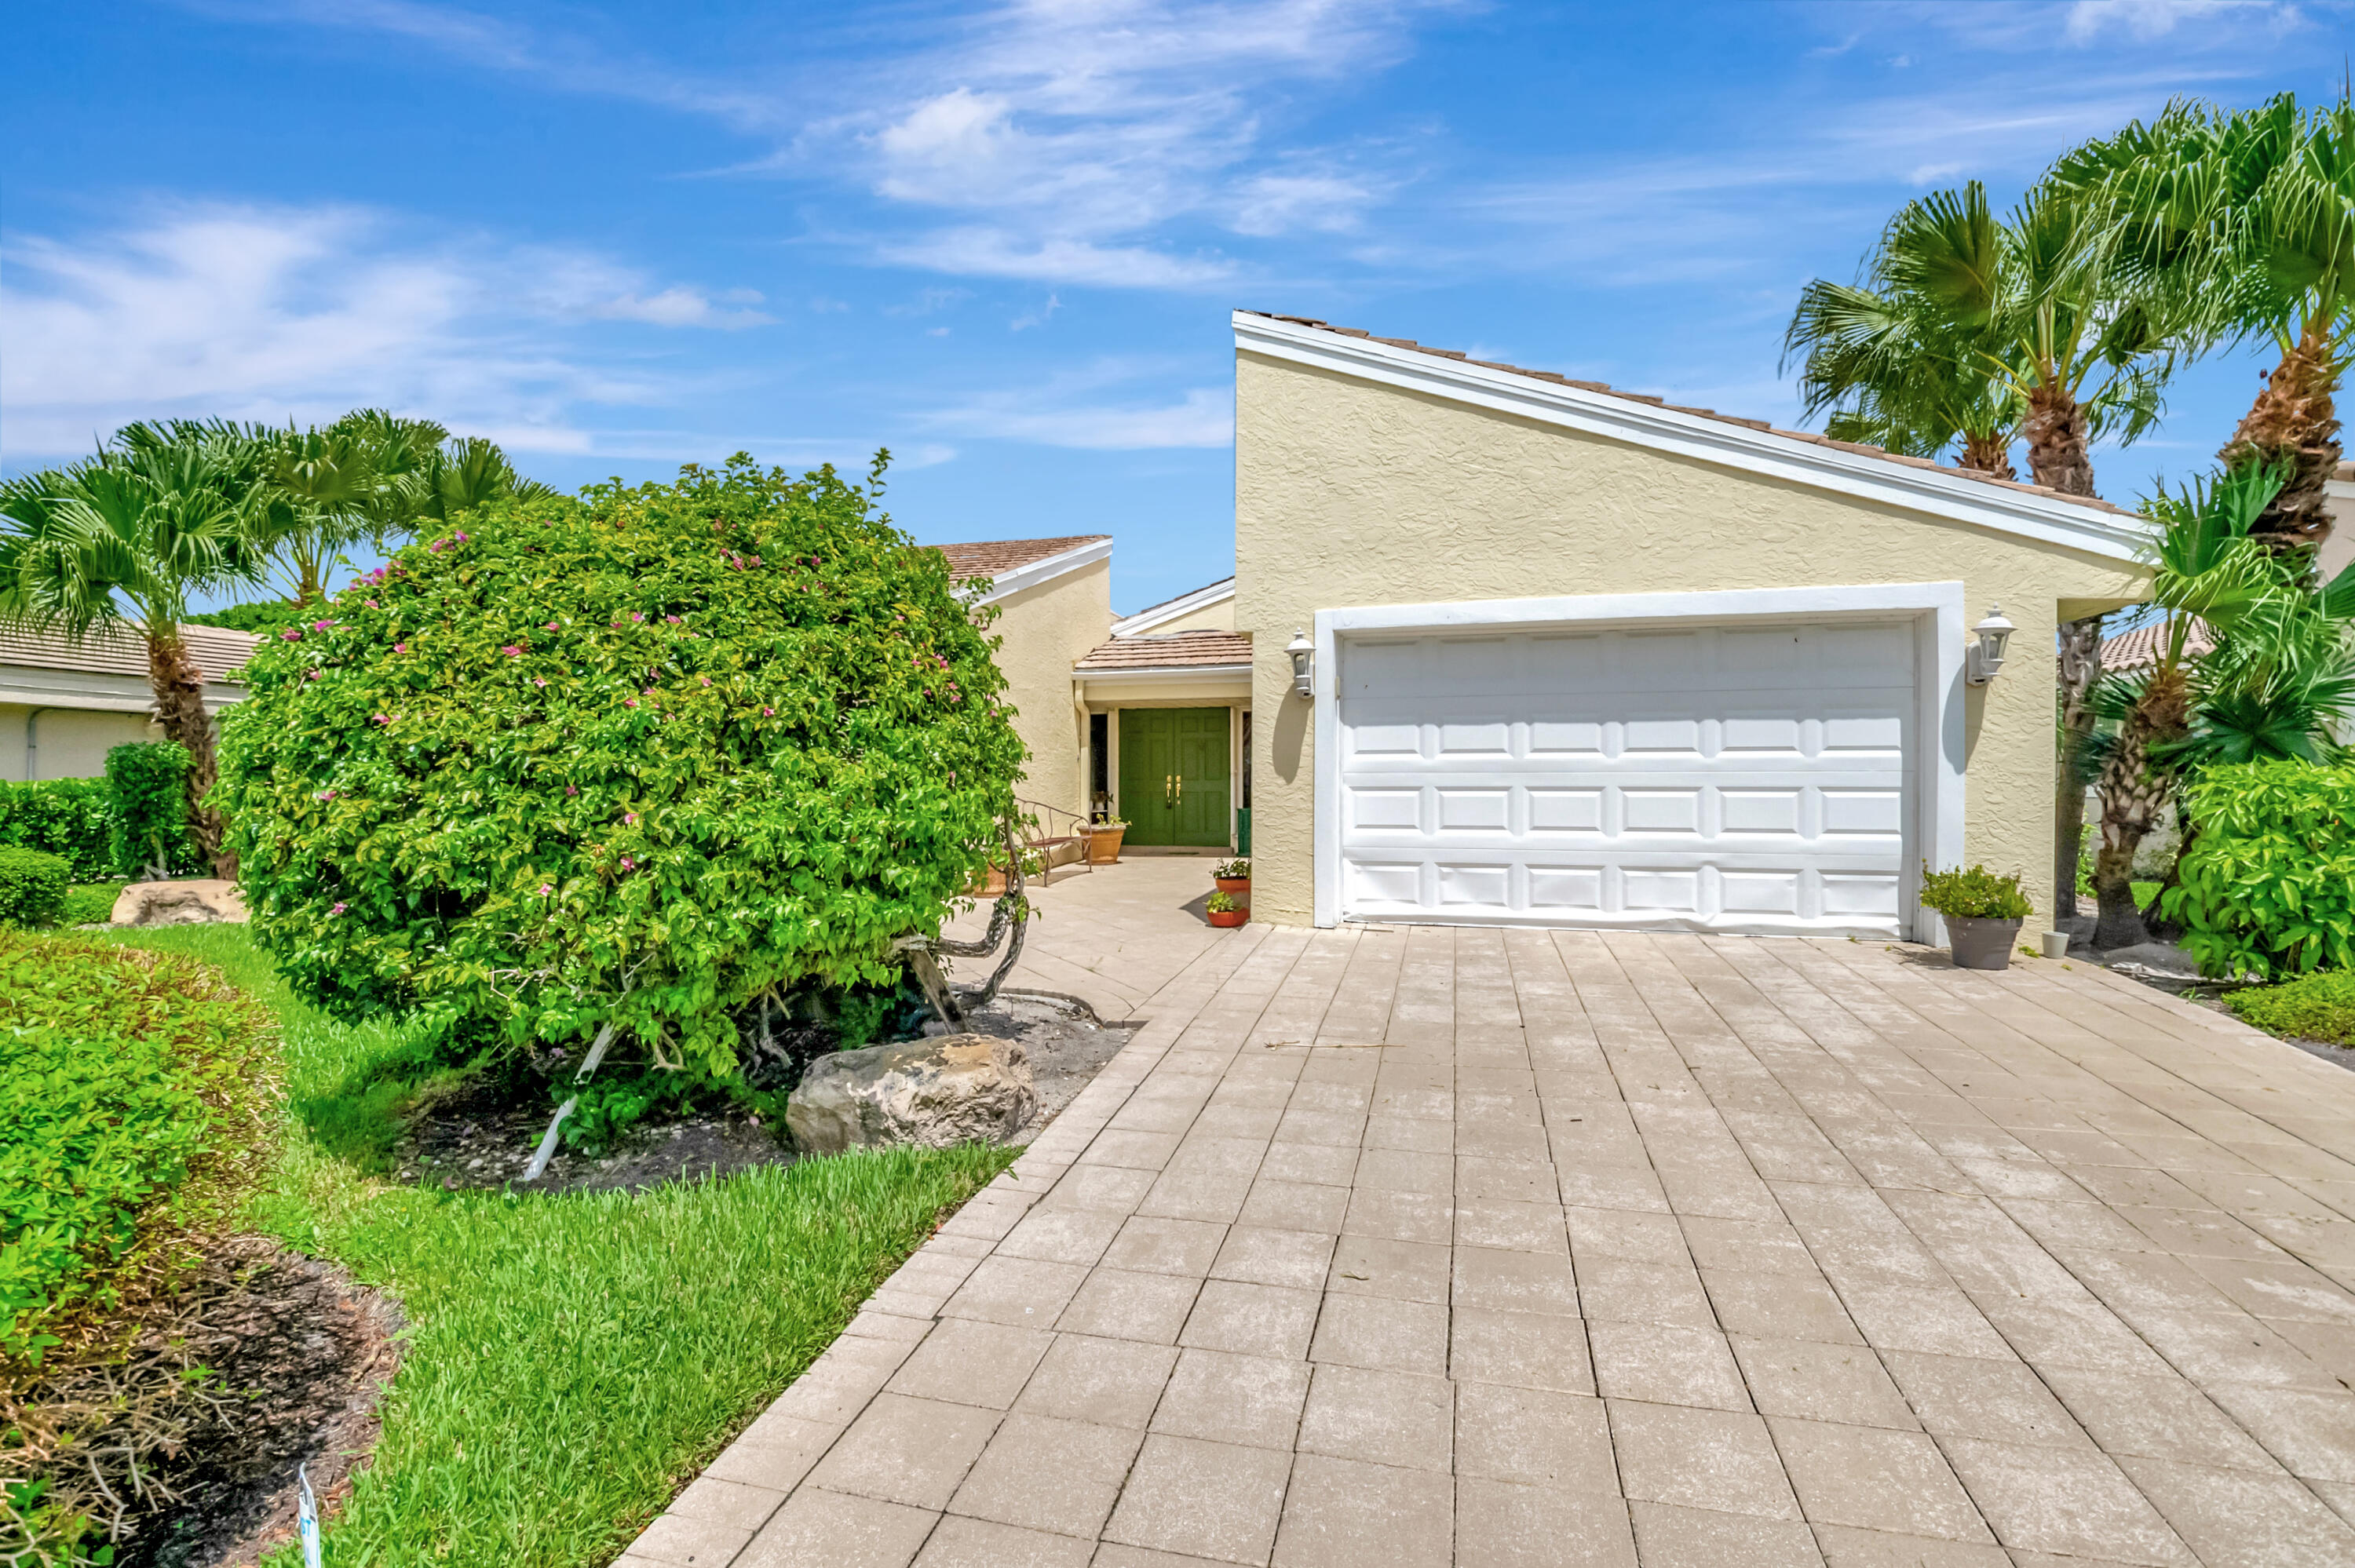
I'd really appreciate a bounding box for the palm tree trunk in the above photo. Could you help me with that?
[2053,614,2105,919]
[2091,664,2190,950]
[2220,317,2342,553]
[2021,384,2095,496]
[144,628,233,879]
[1959,429,2017,481]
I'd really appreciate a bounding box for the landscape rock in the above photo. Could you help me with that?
[111,877,248,926]
[2101,940,2200,979]
[787,1034,1036,1154]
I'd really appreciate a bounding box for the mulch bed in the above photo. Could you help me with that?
[6,1237,400,1568]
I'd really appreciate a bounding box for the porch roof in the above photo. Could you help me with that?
[1075,630,1252,673]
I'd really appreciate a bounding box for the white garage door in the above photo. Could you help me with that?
[1337,621,1916,935]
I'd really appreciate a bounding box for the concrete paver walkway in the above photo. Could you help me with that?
[623,865,2355,1567]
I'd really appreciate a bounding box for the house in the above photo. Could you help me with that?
[934,534,1114,841]
[0,623,257,781]
[1232,311,2152,940]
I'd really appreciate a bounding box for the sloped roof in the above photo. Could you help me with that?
[1239,312,2134,518]
[1075,629,1253,671]
[934,536,1111,583]
[2101,618,2213,672]
[0,622,259,684]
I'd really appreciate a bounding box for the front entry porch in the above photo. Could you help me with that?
[1115,706,1232,848]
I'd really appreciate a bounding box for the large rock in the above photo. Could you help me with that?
[787,1034,1036,1154]
[111,878,247,927]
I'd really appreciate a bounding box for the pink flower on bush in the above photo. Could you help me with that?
[619,855,636,870]
[318,789,336,800]
[633,611,645,622]
[566,784,579,796]
[313,620,333,632]
[545,622,559,630]
[762,706,774,717]
[371,713,391,725]
[305,668,320,680]
[365,599,379,609]
[625,812,638,825]
[429,539,447,552]
[539,884,553,895]
[330,902,348,915]
[624,698,639,709]
[281,629,302,641]
[502,645,524,657]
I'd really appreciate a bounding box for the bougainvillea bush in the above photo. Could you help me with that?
[216,455,1024,1075]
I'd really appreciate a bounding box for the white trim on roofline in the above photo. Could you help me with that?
[1233,312,2152,565]
[1113,577,1236,636]
[967,538,1114,605]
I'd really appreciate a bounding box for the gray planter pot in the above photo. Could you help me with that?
[1946,915,2023,971]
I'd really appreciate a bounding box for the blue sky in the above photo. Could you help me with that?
[2,0,2343,613]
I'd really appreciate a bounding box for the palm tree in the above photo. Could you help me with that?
[2060,93,2353,551]
[0,432,265,876]
[2086,465,2339,946]
[1783,275,2025,477]
[417,434,560,524]
[1788,177,2202,920]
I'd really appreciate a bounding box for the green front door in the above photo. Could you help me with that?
[1119,708,1232,847]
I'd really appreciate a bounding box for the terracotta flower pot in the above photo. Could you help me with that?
[977,865,1009,897]
[1214,876,1250,897]
[1088,826,1126,865]
[1946,915,2022,971]
[1207,907,1247,928]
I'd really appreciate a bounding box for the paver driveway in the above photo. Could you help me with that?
[623,877,2355,1567]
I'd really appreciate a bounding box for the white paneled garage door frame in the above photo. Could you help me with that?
[1312,583,1967,942]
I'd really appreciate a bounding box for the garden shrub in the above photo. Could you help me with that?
[104,741,195,878]
[217,454,1025,1078]
[2163,760,2355,979]
[0,847,70,928]
[0,779,115,881]
[2226,971,2355,1046]
[57,884,121,926]
[0,934,276,1364]
[1918,862,2032,921]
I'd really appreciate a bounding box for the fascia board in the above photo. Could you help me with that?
[1114,578,1238,636]
[1074,663,1254,686]
[969,538,1115,606]
[1233,312,2152,566]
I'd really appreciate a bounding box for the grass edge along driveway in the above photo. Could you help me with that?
[94,924,1013,1568]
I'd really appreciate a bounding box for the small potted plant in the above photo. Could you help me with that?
[1213,857,1250,897]
[1920,862,2032,971]
[1205,891,1247,928]
[1088,818,1127,865]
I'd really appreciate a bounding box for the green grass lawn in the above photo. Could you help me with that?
[92,924,1013,1567]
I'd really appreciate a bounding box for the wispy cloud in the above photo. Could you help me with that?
[925,362,1233,448]
[0,202,771,461]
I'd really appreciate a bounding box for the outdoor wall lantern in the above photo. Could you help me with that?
[1287,629,1315,698]
[1966,603,2016,686]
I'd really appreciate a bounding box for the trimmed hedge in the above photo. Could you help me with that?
[2228,971,2355,1046]
[0,778,116,881]
[0,934,276,1364]
[2165,760,2355,979]
[0,847,70,927]
[105,741,195,879]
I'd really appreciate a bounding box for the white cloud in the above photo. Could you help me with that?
[1229,172,1379,236]
[2061,0,2293,41]
[878,229,1238,289]
[926,365,1233,449]
[1010,292,1061,330]
[0,202,768,462]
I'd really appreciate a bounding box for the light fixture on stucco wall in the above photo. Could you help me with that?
[1966,604,2016,686]
[1287,629,1315,698]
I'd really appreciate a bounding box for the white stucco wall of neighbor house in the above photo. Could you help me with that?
[1232,326,2150,934]
[981,555,1113,822]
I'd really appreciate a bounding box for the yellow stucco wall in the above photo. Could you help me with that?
[984,558,1112,821]
[0,704,165,782]
[1134,596,1236,635]
[1235,352,2149,930]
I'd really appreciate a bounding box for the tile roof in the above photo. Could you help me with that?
[1240,313,2136,517]
[1075,630,1254,671]
[0,622,260,684]
[2101,618,2212,671]
[933,536,1110,583]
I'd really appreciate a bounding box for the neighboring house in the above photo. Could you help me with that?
[2098,618,2214,672]
[1232,311,2151,939]
[0,623,257,782]
[936,535,1112,832]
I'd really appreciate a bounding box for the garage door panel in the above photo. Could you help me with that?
[1337,621,1915,936]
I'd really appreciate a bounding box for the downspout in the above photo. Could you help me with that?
[24,706,61,782]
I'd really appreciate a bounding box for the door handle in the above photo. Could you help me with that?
[1164,774,1173,807]
[1176,773,1183,804]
